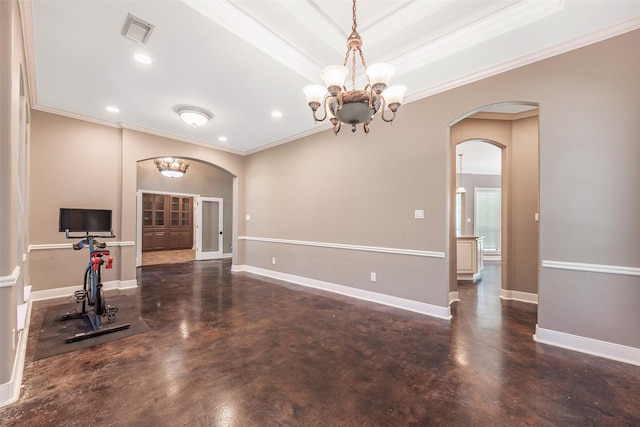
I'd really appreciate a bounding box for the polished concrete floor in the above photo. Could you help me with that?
[2,261,639,426]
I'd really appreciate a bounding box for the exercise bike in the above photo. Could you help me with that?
[57,230,131,343]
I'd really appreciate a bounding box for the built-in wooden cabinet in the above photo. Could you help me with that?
[169,196,193,249]
[142,193,193,251]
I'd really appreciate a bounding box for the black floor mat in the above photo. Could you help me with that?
[34,295,151,361]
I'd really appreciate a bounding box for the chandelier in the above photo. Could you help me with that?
[153,158,190,178]
[303,0,406,134]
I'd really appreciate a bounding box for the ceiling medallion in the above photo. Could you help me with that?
[303,0,406,134]
[153,157,190,178]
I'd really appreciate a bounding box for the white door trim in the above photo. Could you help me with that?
[196,197,224,260]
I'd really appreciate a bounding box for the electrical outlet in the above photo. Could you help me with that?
[245,214,251,220]
[370,272,377,282]
[414,209,424,219]
[272,257,276,265]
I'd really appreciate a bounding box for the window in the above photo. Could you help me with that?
[475,188,501,252]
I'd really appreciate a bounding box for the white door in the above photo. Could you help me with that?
[196,197,223,260]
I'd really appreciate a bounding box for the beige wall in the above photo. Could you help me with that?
[27,115,245,292]
[510,116,539,294]
[28,112,123,291]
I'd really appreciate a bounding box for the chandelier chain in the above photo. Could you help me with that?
[358,47,367,69]
[352,0,357,33]
[351,51,357,88]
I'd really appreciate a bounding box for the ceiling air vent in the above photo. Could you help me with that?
[122,13,155,44]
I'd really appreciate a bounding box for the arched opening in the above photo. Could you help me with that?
[135,157,235,267]
[449,102,540,314]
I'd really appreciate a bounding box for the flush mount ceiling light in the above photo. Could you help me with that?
[303,0,406,134]
[153,157,190,178]
[176,106,212,127]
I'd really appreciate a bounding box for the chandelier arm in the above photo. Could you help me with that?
[380,98,397,123]
[363,121,370,133]
[311,95,329,122]
[367,85,375,109]
[332,120,341,135]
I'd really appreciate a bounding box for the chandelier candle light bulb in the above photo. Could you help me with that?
[302,0,406,134]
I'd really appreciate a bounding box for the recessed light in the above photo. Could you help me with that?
[134,53,152,64]
[271,110,283,118]
[106,106,120,113]
[218,136,228,142]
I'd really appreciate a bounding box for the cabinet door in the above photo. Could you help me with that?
[154,195,165,227]
[142,194,154,227]
[171,196,180,227]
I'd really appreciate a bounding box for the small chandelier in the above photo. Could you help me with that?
[154,158,190,178]
[303,0,406,134]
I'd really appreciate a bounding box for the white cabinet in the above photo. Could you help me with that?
[457,236,484,281]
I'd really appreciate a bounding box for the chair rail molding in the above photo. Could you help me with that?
[541,260,640,277]
[239,236,445,258]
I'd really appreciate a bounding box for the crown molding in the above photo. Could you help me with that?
[119,123,245,156]
[393,0,566,75]
[181,0,320,82]
[405,17,640,106]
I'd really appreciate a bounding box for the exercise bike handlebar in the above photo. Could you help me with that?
[65,230,115,250]
[64,229,116,240]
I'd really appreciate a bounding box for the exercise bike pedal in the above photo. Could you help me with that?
[69,290,88,303]
[104,305,119,322]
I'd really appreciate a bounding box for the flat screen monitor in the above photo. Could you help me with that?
[59,208,112,232]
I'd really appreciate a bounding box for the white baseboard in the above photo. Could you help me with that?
[499,289,538,304]
[31,279,138,301]
[534,325,640,367]
[449,291,460,305]
[233,265,451,320]
[0,300,32,408]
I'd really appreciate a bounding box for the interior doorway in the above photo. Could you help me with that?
[449,102,540,308]
[135,158,235,267]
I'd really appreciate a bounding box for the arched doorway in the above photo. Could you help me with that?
[449,102,540,309]
[135,158,235,266]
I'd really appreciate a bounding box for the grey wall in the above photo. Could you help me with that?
[137,159,234,253]
[244,30,640,349]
